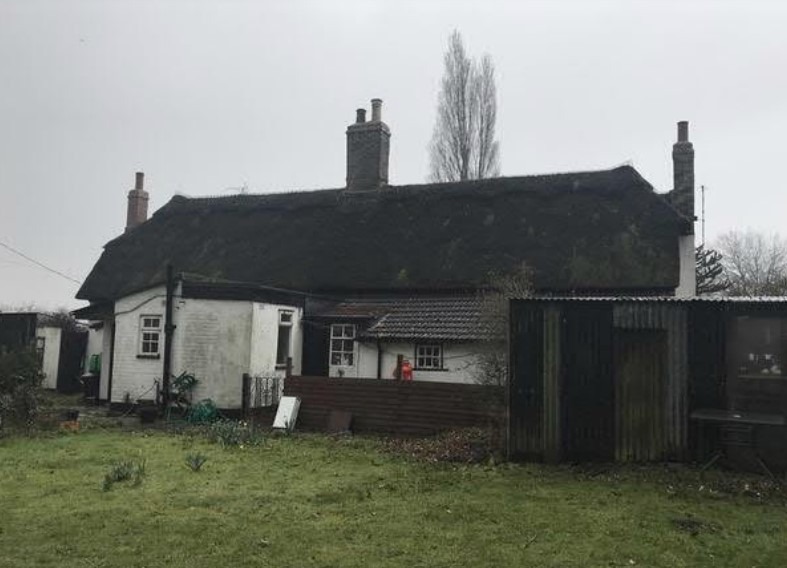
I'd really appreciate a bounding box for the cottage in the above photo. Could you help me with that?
[75,100,697,409]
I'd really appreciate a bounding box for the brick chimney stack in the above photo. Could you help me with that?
[346,98,390,191]
[671,121,695,222]
[125,171,149,232]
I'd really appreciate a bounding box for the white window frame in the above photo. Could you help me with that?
[415,343,443,370]
[276,310,294,368]
[138,315,162,358]
[330,324,356,367]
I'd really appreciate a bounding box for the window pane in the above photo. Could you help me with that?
[276,324,291,365]
[331,353,342,365]
[342,340,353,352]
[331,325,342,339]
[280,311,293,324]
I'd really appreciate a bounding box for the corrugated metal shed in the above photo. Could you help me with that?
[508,297,787,465]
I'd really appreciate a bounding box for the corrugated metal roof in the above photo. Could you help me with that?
[520,296,787,303]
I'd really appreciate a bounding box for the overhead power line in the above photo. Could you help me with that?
[0,240,82,285]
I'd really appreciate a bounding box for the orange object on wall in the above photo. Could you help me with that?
[401,359,413,381]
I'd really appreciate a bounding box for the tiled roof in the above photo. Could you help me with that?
[315,296,495,341]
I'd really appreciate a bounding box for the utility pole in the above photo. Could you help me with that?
[701,184,706,247]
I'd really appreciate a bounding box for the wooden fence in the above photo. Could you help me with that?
[283,376,504,435]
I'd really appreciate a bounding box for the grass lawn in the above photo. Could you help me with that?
[0,429,785,568]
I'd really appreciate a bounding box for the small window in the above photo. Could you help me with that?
[330,324,355,366]
[415,344,443,370]
[138,315,162,357]
[276,310,294,367]
[36,337,45,363]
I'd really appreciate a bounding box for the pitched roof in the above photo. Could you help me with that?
[312,296,494,341]
[77,166,686,302]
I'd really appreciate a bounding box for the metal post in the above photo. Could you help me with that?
[161,264,176,409]
[241,373,251,419]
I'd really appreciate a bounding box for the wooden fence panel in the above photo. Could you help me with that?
[283,376,503,435]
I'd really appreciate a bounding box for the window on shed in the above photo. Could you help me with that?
[330,324,356,366]
[276,310,294,367]
[138,315,162,357]
[35,336,45,363]
[415,344,443,370]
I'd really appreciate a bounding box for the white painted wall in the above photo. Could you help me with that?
[85,325,103,370]
[676,233,696,297]
[170,296,255,408]
[328,339,480,384]
[107,284,303,408]
[111,285,168,404]
[249,303,303,377]
[37,326,61,390]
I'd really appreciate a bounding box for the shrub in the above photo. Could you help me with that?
[204,419,259,448]
[101,458,147,491]
[185,452,208,472]
[187,399,218,424]
[0,348,45,432]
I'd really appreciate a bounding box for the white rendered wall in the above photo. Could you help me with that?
[249,303,303,377]
[111,285,169,403]
[329,339,480,384]
[37,326,62,389]
[170,297,254,408]
[109,284,304,408]
[676,233,696,297]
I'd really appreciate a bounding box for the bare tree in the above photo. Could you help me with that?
[429,31,500,182]
[716,230,787,296]
[472,263,533,387]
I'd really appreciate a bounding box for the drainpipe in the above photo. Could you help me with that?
[106,320,116,407]
[161,264,176,408]
[376,340,383,379]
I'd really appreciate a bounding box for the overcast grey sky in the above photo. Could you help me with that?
[1,0,786,310]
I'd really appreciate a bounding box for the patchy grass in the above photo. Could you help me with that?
[0,431,785,567]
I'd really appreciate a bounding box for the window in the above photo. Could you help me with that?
[35,336,45,363]
[731,317,787,379]
[138,315,162,357]
[330,324,355,366]
[415,344,443,370]
[276,310,294,367]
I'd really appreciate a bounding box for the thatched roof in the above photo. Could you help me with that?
[77,166,686,302]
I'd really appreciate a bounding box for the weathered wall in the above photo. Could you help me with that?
[675,233,696,297]
[249,303,303,378]
[329,340,480,384]
[111,285,168,403]
[171,297,253,408]
[109,285,304,408]
[85,326,103,367]
[37,326,62,390]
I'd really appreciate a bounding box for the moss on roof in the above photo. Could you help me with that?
[77,166,684,301]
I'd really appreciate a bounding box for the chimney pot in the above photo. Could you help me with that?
[677,121,689,142]
[356,108,366,123]
[135,171,144,190]
[371,98,382,122]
